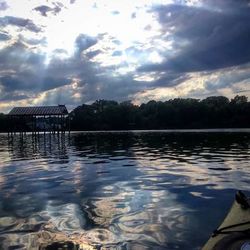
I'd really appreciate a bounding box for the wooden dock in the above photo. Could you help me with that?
[7,105,70,136]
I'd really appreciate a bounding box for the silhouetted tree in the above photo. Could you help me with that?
[231,95,248,104]
[1,95,249,132]
[68,95,250,130]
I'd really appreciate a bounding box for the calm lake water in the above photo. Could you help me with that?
[0,130,250,249]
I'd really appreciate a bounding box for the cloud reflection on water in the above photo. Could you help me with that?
[0,131,250,249]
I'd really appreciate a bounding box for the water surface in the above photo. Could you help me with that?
[0,131,250,249]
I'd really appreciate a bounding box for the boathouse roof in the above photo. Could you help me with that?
[8,105,68,116]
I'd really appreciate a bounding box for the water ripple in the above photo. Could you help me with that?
[0,131,250,249]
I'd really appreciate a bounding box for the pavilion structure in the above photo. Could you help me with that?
[7,105,70,135]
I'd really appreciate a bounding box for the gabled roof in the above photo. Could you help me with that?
[8,105,68,116]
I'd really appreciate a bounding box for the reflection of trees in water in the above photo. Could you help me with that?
[8,133,69,161]
[71,132,250,161]
[69,132,250,204]
[71,132,136,156]
[1,132,250,249]
[0,134,70,222]
[138,132,250,162]
[69,132,250,246]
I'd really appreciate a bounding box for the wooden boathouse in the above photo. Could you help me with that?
[7,105,70,135]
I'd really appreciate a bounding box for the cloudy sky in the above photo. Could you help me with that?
[0,0,250,112]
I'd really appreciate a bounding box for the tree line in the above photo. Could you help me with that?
[0,95,249,132]
[69,95,250,130]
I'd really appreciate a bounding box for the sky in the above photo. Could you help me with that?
[0,0,250,113]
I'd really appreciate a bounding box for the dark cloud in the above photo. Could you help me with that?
[75,34,97,54]
[201,0,250,10]
[141,3,250,73]
[85,50,102,59]
[33,5,53,17]
[67,33,188,100]
[76,73,149,104]
[149,73,190,88]
[2,7,249,110]
[0,72,70,93]
[39,77,71,91]
[131,12,136,19]
[53,48,68,55]
[204,65,250,91]
[0,42,44,71]
[33,3,63,17]
[0,76,27,92]
[0,41,71,99]
[38,35,152,104]
[0,92,29,102]
[0,1,8,11]
[0,33,108,106]
[1,0,250,110]
[0,16,41,32]
[18,35,47,46]
[0,32,10,41]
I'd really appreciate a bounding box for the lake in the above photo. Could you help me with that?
[0,130,250,249]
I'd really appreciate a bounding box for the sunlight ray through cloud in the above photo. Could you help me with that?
[0,0,250,112]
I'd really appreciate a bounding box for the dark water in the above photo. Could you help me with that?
[0,131,250,250]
